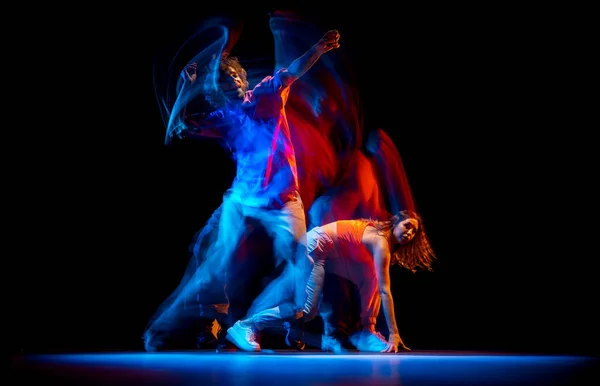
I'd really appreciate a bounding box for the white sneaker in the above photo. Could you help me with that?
[226,321,260,352]
[349,330,388,352]
[321,335,347,354]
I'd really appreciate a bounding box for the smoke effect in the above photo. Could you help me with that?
[144,11,417,351]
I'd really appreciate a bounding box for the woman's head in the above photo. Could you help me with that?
[379,210,437,273]
[392,212,419,245]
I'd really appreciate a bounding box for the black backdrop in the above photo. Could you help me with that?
[11,4,596,356]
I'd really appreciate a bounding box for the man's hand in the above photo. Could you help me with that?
[314,30,340,54]
[181,62,198,83]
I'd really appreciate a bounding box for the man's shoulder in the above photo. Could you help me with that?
[253,69,292,90]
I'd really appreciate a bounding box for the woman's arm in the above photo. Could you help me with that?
[372,239,411,352]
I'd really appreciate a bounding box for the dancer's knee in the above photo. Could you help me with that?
[279,303,304,320]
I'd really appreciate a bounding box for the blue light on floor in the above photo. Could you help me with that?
[13,351,598,386]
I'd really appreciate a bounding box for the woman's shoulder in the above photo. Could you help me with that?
[362,225,389,248]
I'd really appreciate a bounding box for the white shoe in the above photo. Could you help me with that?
[349,330,388,352]
[321,335,347,354]
[226,321,260,352]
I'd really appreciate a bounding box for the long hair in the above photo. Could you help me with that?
[370,210,436,273]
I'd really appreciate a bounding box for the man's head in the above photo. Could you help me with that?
[218,55,249,99]
[203,54,249,108]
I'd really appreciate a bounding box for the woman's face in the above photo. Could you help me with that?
[393,218,419,245]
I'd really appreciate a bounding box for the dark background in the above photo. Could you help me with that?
[11,4,596,356]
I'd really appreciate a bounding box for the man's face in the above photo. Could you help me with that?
[219,66,246,99]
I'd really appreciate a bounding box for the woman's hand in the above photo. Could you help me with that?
[381,342,398,353]
[387,333,411,352]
